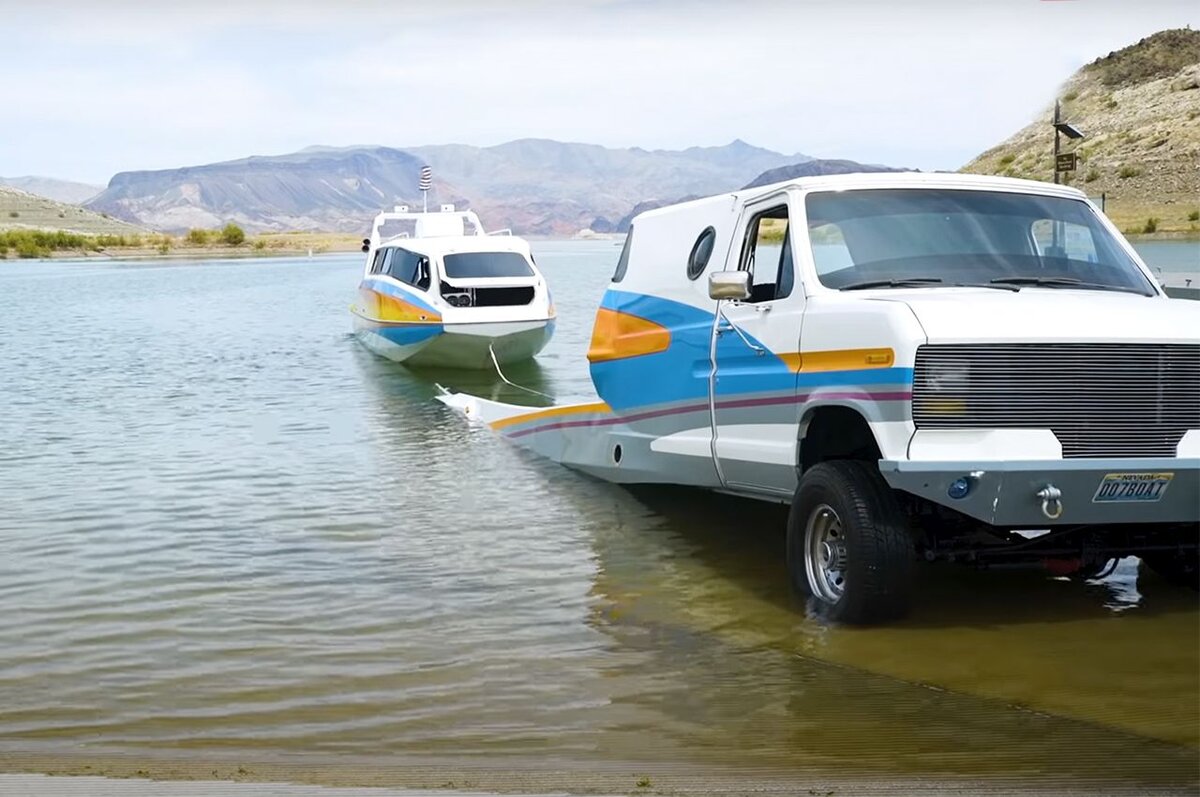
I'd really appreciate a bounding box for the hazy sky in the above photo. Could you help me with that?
[2,0,1197,184]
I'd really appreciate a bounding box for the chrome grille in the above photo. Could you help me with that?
[912,344,1200,458]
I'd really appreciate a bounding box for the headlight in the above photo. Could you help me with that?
[926,361,969,393]
[922,362,968,415]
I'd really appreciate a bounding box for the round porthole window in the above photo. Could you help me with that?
[686,226,716,281]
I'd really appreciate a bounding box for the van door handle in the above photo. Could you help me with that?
[716,307,766,355]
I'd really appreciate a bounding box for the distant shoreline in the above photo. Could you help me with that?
[0,231,635,261]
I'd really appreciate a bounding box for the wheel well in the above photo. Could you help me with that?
[798,406,882,474]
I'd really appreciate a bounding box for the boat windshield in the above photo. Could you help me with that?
[443,252,534,279]
[805,189,1155,295]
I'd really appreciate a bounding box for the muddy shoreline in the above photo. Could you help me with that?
[2,751,1196,797]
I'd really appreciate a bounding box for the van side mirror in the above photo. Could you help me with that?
[361,238,371,253]
[708,270,750,301]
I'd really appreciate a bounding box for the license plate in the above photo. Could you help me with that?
[1092,472,1174,503]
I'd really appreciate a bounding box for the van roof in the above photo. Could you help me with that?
[634,172,1092,223]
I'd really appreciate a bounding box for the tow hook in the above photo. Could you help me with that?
[1037,484,1064,520]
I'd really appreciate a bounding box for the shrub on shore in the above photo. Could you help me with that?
[1142,217,1159,234]
[186,228,214,246]
[1188,210,1200,222]
[1,229,90,257]
[221,223,245,245]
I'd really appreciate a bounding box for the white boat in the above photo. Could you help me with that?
[351,205,555,369]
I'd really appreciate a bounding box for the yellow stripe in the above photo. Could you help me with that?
[357,287,443,324]
[489,401,611,431]
[780,348,895,373]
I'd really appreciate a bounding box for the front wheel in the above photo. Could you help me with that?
[786,461,914,624]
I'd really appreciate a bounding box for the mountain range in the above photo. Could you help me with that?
[84,139,815,236]
[0,176,103,205]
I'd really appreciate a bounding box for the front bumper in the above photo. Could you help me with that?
[879,457,1200,526]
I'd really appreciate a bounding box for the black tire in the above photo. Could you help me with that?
[1141,551,1200,590]
[786,460,914,624]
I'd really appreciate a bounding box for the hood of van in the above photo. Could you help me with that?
[872,288,1199,345]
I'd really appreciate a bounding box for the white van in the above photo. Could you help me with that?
[442,173,1199,624]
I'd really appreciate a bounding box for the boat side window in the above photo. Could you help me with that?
[414,257,431,291]
[389,248,430,291]
[738,205,793,302]
[371,247,389,275]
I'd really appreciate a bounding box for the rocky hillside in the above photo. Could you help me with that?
[0,185,145,236]
[87,147,438,234]
[0,176,103,204]
[85,140,806,236]
[963,28,1200,234]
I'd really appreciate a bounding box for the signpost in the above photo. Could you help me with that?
[1052,99,1085,185]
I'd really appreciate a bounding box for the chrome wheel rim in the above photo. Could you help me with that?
[805,503,847,603]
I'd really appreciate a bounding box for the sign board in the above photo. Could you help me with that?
[1056,153,1077,172]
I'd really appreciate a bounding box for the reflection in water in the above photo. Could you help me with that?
[0,245,1195,791]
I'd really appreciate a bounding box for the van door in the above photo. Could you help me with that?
[710,194,803,497]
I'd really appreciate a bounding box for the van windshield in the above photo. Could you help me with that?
[805,189,1155,295]
[443,252,534,279]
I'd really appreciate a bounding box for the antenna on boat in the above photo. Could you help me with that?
[419,165,433,213]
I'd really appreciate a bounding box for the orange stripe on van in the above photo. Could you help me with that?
[780,348,895,372]
[489,402,612,431]
[586,308,671,363]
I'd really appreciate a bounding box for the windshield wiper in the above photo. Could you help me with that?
[990,276,1149,295]
[841,278,943,291]
[840,278,1020,293]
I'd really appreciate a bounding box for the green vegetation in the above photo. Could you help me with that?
[635,776,652,789]
[221,223,246,245]
[1105,97,1118,109]
[1118,165,1142,179]
[1,229,90,257]
[1062,90,1079,102]
[186,228,214,245]
[184,224,246,246]
[7,211,18,218]
[1188,210,1200,222]
[94,234,143,248]
[1085,168,1100,183]
[998,153,1016,166]
[252,239,267,251]
[0,230,157,258]
[1142,217,1159,234]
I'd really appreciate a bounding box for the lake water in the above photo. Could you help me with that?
[0,240,1196,792]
